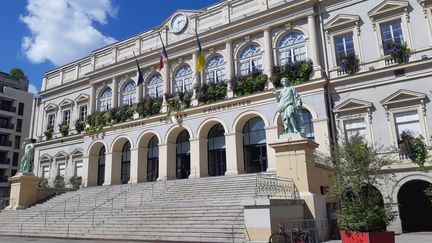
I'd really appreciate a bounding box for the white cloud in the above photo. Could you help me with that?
[28,83,38,95]
[20,0,117,66]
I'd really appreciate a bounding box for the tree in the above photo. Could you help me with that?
[319,134,397,232]
[9,68,27,80]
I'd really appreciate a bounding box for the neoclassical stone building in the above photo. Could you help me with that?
[31,0,432,234]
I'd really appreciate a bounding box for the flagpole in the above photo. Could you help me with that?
[157,31,180,97]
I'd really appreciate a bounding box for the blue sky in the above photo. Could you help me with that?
[0,0,221,94]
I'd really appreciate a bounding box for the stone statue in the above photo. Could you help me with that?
[273,77,304,137]
[18,138,35,175]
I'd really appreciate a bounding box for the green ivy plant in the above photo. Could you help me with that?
[230,71,268,97]
[44,127,53,140]
[399,130,427,168]
[69,176,82,189]
[271,59,313,87]
[75,120,86,134]
[196,82,227,104]
[58,121,69,137]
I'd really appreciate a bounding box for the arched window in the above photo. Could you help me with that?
[205,55,226,83]
[174,65,193,93]
[147,136,159,182]
[147,74,163,98]
[239,44,263,76]
[121,142,131,183]
[278,32,307,65]
[243,117,267,173]
[208,124,226,176]
[122,81,136,106]
[97,147,106,186]
[302,109,315,140]
[98,88,112,112]
[176,130,190,179]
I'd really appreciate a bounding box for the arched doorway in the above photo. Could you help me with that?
[243,117,267,173]
[97,147,106,186]
[208,124,226,176]
[398,180,432,232]
[121,142,131,183]
[147,136,159,182]
[176,130,190,179]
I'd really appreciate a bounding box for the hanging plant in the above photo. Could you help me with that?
[196,82,227,104]
[338,53,359,75]
[137,96,162,118]
[165,92,192,121]
[399,130,427,167]
[58,122,69,137]
[44,126,53,140]
[385,41,410,64]
[271,59,313,87]
[230,70,268,97]
[75,119,86,134]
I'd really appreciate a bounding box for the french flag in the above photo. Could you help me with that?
[159,41,168,71]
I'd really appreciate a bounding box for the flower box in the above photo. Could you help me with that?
[341,230,394,243]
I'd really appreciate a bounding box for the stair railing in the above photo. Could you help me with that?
[255,174,300,199]
[94,187,109,207]
[231,208,245,243]
[140,172,155,205]
[186,167,197,179]
[120,176,132,192]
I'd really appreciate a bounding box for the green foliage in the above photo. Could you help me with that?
[166,92,192,116]
[44,127,53,140]
[53,175,65,188]
[318,134,396,233]
[136,97,162,118]
[196,82,227,104]
[58,121,69,137]
[75,120,86,134]
[38,178,48,188]
[425,185,432,205]
[399,130,428,168]
[385,41,411,64]
[271,60,313,87]
[230,71,268,96]
[338,53,359,75]
[69,176,82,189]
[9,68,27,80]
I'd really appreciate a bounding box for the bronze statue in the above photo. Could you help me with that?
[18,138,35,175]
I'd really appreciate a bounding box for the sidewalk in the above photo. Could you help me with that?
[324,232,432,243]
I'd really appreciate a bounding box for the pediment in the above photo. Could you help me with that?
[70,148,83,157]
[40,154,53,162]
[75,94,90,103]
[380,89,426,105]
[59,98,74,108]
[368,0,409,18]
[418,0,432,8]
[54,151,69,160]
[44,103,58,112]
[334,98,373,113]
[324,14,360,30]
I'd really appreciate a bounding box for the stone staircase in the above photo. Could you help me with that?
[0,172,295,242]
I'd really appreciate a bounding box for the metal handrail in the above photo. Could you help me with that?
[231,208,245,243]
[255,174,300,199]
[186,167,197,179]
[140,172,156,205]
[120,176,132,191]
[94,187,109,206]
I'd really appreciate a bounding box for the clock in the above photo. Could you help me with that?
[170,13,188,34]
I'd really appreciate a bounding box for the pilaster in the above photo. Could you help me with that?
[189,138,207,178]
[112,77,118,108]
[224,132,243,175]
[307,14,322,79]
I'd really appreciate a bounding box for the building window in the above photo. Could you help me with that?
[334,33,355,63]
[278,32,307,65]
[122,81,136,106]
[14,136,20,150]
[380,20,403,55]
[147,74,163,98]
[47,114,55,129]
[12,152,18,166]
[79,105,87,120]
[239,44,263,76]
[63,110,71,125]
[16,119,22,133]
[42,165,50,179]
[58,163,66,177]
[18,103,24,116]
[394,111,421,144]
[344,118,367,141]
[302,109,315,140]
[243,117,267,173]
[75,160,83,177]
[174,65,193,93]
[205,55,226,83]
[98,88,112,112]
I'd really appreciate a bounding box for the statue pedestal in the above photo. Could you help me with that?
[6,174,38,210]
[269,138,328,220]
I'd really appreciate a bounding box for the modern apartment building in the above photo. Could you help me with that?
[0,72,33,200]
[30,0,432,234]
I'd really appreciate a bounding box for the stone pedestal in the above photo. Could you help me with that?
[269,138,328,219]
[7,174,39,210]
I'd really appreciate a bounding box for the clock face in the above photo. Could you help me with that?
[170,13,188,34]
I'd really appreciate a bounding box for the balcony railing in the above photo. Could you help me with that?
[255,174,300,199]
[384,54,410,66]
[0,158,10,165]
[337,66,359,77]
[0,123,14,130]
[0,104,16,113]
[0,141,12,147]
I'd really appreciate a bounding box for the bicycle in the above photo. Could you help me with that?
[268,224,311,243]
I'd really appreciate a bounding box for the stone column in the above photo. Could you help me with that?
[226,40,234,98]
[263,28,273,78]
[130,147,147,183]
[308,14,322,79]
[162,62,170,112]
[158,143,175,180]
[189,138,207,178]
[264,125,278,172]
[224,132,244,175]
[89,84,96,114]
[112,77,118,108]
[103,152,121,185]
[191,52,199,106]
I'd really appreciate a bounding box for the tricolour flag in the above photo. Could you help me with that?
[196,31,206,72]
[136,59,144,86]
[159,41,169,71]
